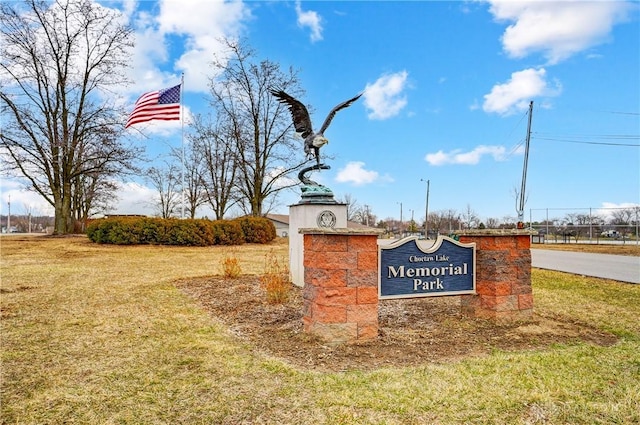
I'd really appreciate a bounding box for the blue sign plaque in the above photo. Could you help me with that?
[379,236,476,299]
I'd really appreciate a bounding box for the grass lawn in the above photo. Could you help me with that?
[1,235,639,424]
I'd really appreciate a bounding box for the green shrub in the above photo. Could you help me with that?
[234,216,277,244]
[211,220,244,245]
[162,219,191,245]
[108,219,141,244]
[87,217,141,244]
[86,219,104,242]
[86,216,277,246]
[194,220,216,245]
[161,219,216,246]
[137,218,162,244]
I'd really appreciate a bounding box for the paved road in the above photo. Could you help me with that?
[531,249,640,284]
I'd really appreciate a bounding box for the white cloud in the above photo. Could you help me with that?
[120,0,137,19]
[0,178,54,216]
[266,166,298,189]
[125,0,251,95]
[295,1,323,42]
[483,68,561,116]
[363,71,409,120]
[335,162,379,186]
[487,0,633,64]
[107,181,157,216]
[597,202,640,220]
[0,178,156,217]
[425,145,509,166]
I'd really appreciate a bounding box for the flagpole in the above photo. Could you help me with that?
[180,73,185,219]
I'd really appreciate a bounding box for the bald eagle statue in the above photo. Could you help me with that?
[271,89,362,166]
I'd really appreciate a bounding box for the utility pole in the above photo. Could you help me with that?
[7,195,10,233]
[517,101,533,229]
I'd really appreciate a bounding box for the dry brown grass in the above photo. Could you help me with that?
[534,242,640,256]
[1,234,639,424]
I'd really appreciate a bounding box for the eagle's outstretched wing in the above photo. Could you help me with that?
[270,90,313,138]
[318,93,362,135]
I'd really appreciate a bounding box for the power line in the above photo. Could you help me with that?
[533,136,639,147]
[598,110,640,116]
[535,132,638,140]
[502,109,530,158]
[507,138,525,157]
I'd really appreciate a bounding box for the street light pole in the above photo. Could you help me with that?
[397,202,403,237]
[421,179,430,239]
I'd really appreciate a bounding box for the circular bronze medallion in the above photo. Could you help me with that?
[317,210,337,228]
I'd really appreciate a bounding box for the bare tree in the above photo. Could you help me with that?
[0,0,137,234]
[446,209,461,233]
[73,171,118,229]
[610,207,635,225]
[208,39,304,216]
[501,215,518,229]
[353,204,375,226]
[338,193,360,221]
[189,114,239,219]
[429,210,453,235]
[461,204,480,230]
[610,207,638,240]
[561,213,581,242]
[169,142,206,219]
[384,217,401,236]
[485,217,501,229]
[147,164,181,219]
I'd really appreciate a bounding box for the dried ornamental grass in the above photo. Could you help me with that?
[221,253,242,278]
[260,250,291,304]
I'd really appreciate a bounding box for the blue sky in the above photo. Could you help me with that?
[2,0,639,224]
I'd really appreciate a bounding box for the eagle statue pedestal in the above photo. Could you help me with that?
[289,193,347,288]
[299,183,336,204]
[272,86,361,287]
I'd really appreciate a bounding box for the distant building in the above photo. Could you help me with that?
[265,214,290,237]
[265,214,372,238]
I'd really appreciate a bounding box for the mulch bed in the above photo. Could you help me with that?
[177,276,618,372]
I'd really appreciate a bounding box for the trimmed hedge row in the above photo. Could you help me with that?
[86,216,276,246]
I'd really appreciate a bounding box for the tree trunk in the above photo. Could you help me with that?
[52,181,74,234]
[54,199,65,235]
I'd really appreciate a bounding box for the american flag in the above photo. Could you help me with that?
[125,84,181,128]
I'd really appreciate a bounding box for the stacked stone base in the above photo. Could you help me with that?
[457,230,534,320]
[300,229,535,344]
[301,229,382,343]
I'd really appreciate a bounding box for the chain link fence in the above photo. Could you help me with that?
[527,207,640,245]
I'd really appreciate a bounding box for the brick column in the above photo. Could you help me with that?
[457,230,534,321]
[300,228,382,344]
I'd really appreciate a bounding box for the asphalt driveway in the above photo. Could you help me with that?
[531,249,640,284]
